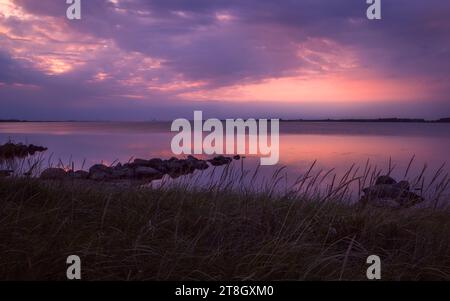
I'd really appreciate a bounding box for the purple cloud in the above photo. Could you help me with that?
[0,0,449,120]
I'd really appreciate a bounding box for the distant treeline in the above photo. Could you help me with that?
[0,119,77,123]
[1,118,450,123]
[0,119,25,122]
[280,117,450,123]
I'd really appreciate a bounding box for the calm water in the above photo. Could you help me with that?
[1,122,449,198]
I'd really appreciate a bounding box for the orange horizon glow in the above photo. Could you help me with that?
[178,72,431,103]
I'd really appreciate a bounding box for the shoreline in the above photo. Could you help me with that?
[1,142,448,210]
[1,118,450,123]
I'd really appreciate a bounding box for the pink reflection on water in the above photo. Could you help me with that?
[0,122,449,199]
[279,134,450,176]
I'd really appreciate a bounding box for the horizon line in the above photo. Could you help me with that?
[1,117,450,123]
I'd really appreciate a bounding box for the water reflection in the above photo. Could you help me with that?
[1,121,449,199]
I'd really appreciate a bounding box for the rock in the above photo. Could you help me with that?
[187,155,198,161]
[208,155,232,166]
[165,159,186,175]
[123,162,134,169]
[135,166,163,179]
[360,177,423,209]
[89,164,112,181]
[72,170,89,179]
[133,159,150,166]
[362,184,404,199]
[89,171,109,181]
[375,175,397,185]
[394,180,410,191]
[365,198,402,209]
[89,164,111,174]
[62,155,214,183]
[40,168,67,180]
[147,158,167,172]
[27,144,47,155]
[193,160,209,170]
[111,166,134,179]
[156,156,209,178]
[396,191,424,207]
[0,143,47,159]
[186,156,209,171]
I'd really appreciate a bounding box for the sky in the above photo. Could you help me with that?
[0,0,449,121]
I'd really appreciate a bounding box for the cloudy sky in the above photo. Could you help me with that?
[0,0,449,120]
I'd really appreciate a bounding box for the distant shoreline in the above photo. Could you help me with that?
[280,118,450,123]
[1,117,450,123]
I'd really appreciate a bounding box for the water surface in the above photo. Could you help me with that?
[1,121,449,199]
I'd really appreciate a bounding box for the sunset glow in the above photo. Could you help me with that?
[179,73,428,103]
[0,0,449,120]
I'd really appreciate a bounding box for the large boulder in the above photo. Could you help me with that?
[208,155,232,167]
[360,176,424,209]
[147,158,168,173]
[27,144,48,155]
[0,143,47,159]
[133,159,150,166]
[375,175,397,185]
[111,165,135,179]
[135,166,163,179]
[89,164,111,173]
[40,168,67,180]
[193,160,209,170]
[66,170,89,179]
[186,156,209,171]
[89,164,112,181]
[362,184,404,199]
[72,170,89,179]
[165,158,188,178]
[364,199,402,209]
[395,180,410,191]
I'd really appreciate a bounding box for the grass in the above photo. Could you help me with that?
[0,170,449,281]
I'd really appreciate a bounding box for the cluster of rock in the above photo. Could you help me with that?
[359,175,424,209]
[0,143,48,178]
[40,155,240,181]
[0,142,47,160]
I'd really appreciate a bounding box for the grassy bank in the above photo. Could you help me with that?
[0,177,449,281]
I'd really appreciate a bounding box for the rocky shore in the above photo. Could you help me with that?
[39,155,240,181]
[0,142,427,209]
[0,142,49,178]
[0,142,47,160]
[39,160,425,208]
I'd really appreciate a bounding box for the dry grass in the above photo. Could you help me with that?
[0,171,449,281]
